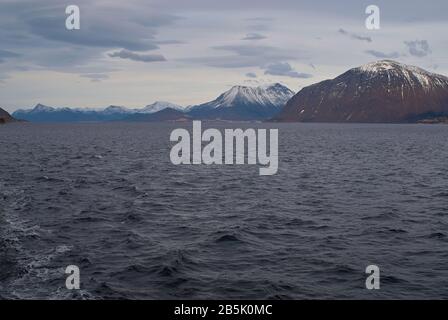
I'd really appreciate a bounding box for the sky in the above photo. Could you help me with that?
[0,0,447,112]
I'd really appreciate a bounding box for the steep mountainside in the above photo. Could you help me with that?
[0,107,16,124]
[274,60,448,123]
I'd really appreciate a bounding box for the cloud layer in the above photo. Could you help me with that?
[109,50,166,62]
[404,40,432,57]
[264,62,312,78]
[242,33,267,41]
[338,28,372,43]
[365,50,400,59]
[0,50,20,63]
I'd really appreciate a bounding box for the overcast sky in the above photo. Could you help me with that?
[0,0,447,112]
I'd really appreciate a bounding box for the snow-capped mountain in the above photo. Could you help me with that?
[140,101,184,114]
[13,103,56,115]
[102,105,133,115]
[274,60,448,123]
[30,103,55,113]
[187,83,294,120]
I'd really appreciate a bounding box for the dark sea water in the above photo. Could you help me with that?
[1,122,448,299]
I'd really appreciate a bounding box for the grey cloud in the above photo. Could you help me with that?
[182,44,303,69]
[339,28,372,43]
[183,44,301,69]
[242,33,267,41]
[18,3,181,52]
[0,73,10,83]
[404,40,431,57]
[246,17,273,22]
[25,14,160,52]
[244,79,261,86]
[28,46,103,69]
[154,40,186,45]
[80,73,110,82]
[365,50,400,59]
[148,0,448,23]
[247,24,270,32]
[133,13,183,28]
[182,55,264,68]
[352,34,372,43]
[246,72,257,78]
[0,1,176,71]
[14,66,31,71]
[109,49,166,62]
[212,44,295,60]
[0,49,20,63]
[1,0,446,89]
[263,62,312,78]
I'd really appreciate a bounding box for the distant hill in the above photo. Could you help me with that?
[12,103,188,122]
[274,60,448,123]
[12,104,134,122]
[187,83,294,120]
[122,108,191,122]
[11,102,187,123]
[0,107,16,124]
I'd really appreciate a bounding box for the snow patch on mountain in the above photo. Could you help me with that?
[192,83,294,111]
[355,60,448,92]
[140,101,184,114]
[26,104,55,113]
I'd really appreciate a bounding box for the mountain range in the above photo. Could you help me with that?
[9,61,448,123]
[274,60,448,123]
[12,83,293,122]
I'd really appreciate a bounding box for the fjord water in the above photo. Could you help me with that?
[1,122,447,299]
